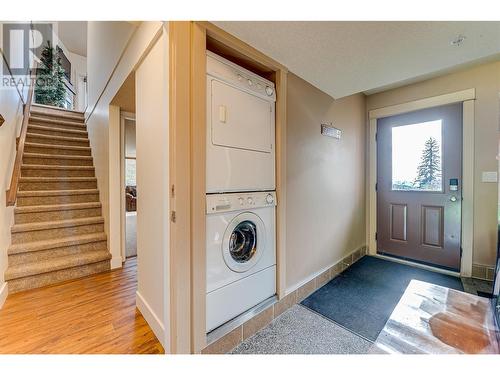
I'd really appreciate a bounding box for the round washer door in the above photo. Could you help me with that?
[222,212,266,273]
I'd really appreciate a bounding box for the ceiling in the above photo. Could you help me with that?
[57,21,87,56]
[214,21,500,98]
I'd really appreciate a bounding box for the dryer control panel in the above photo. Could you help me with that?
[207,51,276,102]
[206,191,277,214]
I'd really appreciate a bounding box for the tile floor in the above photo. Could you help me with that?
[231,304,373,354]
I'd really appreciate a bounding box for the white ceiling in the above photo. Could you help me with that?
[214,21,500,98]
[57,21,87,57]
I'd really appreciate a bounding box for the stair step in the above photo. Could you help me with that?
[7,259,110,293]
[26,132,90,147]
[29,115,86,130]
[19,176,97,191]
[14,201,102,224]
[21,164,95,178]
[30,104,85,122]
[22,153,93,166]
[24,142,91,156]
[11,216,105,244]
[8,233,107,265]
[27,124,88,138]
[8,232,107,255]
[5,250,111,284]
[17,189,100,206]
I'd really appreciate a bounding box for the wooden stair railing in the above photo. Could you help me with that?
[6,67,36,206]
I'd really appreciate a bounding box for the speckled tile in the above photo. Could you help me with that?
[231,304,372,354]
[461,277,493,295]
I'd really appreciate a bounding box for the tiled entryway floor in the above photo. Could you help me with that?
[231,304,373,354]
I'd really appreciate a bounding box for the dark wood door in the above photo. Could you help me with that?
[377,103,462,271]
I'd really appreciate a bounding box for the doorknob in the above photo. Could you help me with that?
[450,196,457,202]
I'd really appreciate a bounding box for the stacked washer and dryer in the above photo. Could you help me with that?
[205,51,277,333]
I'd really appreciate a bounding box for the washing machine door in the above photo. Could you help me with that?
[222,212,266,273]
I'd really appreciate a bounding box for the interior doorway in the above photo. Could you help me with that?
[376,103,463,271]
[122,114,137,259]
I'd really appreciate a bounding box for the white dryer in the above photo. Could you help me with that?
[206,191,276,332]
[206,51,276,193]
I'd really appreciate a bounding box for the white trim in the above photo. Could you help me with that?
[111,256,123,269]
[367,89,476,276]
[136,290,166,348]
[368,88,475,119]
[285,245,365,296]
[0,282,8,309]
[373,254,460,277]
[461,100,475,277]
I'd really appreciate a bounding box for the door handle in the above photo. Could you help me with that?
[450,196,457,202]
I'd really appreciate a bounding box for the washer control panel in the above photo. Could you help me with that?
[206,191,277,214]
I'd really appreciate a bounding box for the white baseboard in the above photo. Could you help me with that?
[136,290,165,349]
[0,282,8,309]
[110,256,123,269]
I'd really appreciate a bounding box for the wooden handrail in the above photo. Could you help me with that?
[5,68,35,206]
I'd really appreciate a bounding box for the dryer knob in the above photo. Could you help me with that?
[247,79,253,86]
[238,197,244,205]
[265,86,274,96]
[247,197,254,205]
[266,194,274,204]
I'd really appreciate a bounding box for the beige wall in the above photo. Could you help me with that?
[367,61,500,267]
[85,21,163,267]
[286,73,367,292]
[135,27,169,349]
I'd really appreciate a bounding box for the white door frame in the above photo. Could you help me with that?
[120,111,136,262]
[367,88,475,277]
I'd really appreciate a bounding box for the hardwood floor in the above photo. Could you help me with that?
[0,257,165,354]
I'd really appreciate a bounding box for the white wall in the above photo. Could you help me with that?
[135,26,170,350]
[68,52,87,111]
[85,21,163,269]
[0,23,29,308]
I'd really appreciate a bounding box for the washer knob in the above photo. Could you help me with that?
[247,79,253,86]
[265,86,274,96]
[247,197,254,205]
[238,197,244,205]
[266,194,274,204]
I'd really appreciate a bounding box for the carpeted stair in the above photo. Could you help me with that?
[5,104,111,293]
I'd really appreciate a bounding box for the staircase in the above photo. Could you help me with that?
[5,104,111,293]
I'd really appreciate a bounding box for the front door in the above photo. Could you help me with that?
[377,103,462,271]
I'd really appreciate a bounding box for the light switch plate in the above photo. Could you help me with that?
[481,171,498,183]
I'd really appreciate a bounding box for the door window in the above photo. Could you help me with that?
[391,120,443,192]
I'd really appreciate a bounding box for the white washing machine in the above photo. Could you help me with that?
[206,191,276,332]
[206,51,276,193]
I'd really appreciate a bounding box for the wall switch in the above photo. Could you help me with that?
[481,171,498,183]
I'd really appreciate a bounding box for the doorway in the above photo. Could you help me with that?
[376,104,463,271]
[122,113,137,259]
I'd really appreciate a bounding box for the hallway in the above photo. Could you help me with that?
[0,258,164,354]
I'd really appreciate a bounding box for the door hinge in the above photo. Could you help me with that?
[460,247,463,257]
[375,132,378,142]
[170,211,176,223]
[375,182,378,191]
[375,232,378,241]
[171,184,175,198]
